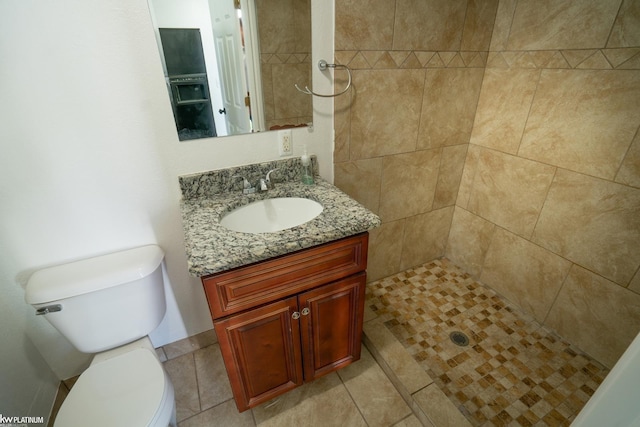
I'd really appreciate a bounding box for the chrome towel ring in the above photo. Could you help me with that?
[295,59,352,98]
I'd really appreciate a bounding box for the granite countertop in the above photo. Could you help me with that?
[179,159,381,277]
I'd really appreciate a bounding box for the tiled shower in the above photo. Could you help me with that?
[334,0,640,384]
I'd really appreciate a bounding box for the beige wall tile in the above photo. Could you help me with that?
[545,265,640,368]
[489,0,518,51]
[532,169,640,285]
[629,269,640,294]
[506,0,623,50]
[379,150,441,222]
[519,70,640,180]
[334,0,640,369]
[480,228,572,323]
[460,0,499,51]
[261,64,275,121]
[350,69,425,159]
[417,68,484,150]
[335,0,395,50]
[272,63,312,120]
[373,52,400,68]
[393,0,467,51]
[334,76,353,163]
[469,68,540,154]
[400,207,454,270]
[446,207,495,277]
[456,144,482,209]
[485,51,510,68]
[615,129,640,188]
[367,219,405,282]
[562,49,599,68]
[467,149,556,238]
[618,51,640,69]
[602,48,640,68]
[292,0,311,52]
[256,0,296,53]
[334,158,382,214]
[434,144,468,209]
[576,50,613,69]
[607,0,640,48]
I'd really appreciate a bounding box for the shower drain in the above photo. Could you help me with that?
[449,331,470,347]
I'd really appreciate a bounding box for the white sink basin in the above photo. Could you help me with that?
[220,197,323,234]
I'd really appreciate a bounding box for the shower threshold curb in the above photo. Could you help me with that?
[362,318,473,427]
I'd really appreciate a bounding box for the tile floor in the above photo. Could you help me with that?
[50,326,421,427]
[158,333,417,426]
[50,257,610,427]
[366,258,610,426]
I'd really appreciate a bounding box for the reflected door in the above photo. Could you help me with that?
[209,0,252,135]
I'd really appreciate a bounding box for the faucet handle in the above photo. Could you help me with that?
[263,168,279,190]
[232,175,255,194]
[266,168,279,184]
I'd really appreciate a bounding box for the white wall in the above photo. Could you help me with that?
[0,0,334,420]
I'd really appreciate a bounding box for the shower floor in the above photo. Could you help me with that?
[365,258,609,426]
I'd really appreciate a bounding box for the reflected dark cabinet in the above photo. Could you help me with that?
[158,28,216,140]
[202,234,369,412]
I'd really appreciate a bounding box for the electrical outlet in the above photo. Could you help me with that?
[278,129,292,156]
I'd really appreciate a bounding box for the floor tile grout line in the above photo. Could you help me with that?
[335,369,372,427]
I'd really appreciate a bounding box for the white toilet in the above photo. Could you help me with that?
[25,245,176,427]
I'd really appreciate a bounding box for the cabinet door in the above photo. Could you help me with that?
[214,297,303,412]
[298,272,366,381]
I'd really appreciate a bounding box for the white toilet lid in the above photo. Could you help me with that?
[55,349,168,427]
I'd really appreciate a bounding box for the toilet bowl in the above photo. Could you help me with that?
[54,338,176,427]
[25,245,176,427]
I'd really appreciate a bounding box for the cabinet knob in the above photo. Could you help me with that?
[301,308,310,316]
[292,312,300,320]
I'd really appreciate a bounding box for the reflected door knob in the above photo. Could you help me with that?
[219,108,227,115]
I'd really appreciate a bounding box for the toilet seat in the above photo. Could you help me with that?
[54,348,174,427]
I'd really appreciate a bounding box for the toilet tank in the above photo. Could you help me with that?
[25,245,166,353]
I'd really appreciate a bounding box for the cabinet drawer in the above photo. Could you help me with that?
[202,233,368,318]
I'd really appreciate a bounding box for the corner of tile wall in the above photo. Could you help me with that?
[335,0,640,368]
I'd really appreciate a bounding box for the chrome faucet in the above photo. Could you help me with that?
[232,175,256,194]
[258,169,279,192]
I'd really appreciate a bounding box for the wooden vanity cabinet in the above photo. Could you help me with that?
[202,233,368,412]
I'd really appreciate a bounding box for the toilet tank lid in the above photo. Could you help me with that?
[25,245,164,304]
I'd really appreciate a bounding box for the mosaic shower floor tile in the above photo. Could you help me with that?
[366,258,608,426]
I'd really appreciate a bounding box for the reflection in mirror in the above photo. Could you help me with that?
[148,0,312,141]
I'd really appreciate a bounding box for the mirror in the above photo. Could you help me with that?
[148,0,312,141]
